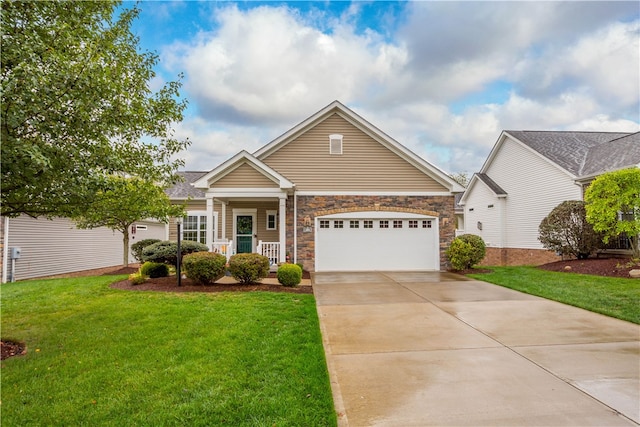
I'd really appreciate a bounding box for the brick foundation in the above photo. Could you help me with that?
[290,195,455,271]
[479,247,561,266]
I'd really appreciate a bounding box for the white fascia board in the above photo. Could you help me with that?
[205,188,288,199]
[254,100,464,193]
[192,150,294,190]
[254,101,343,159]
[337,112,465,193]
[458,174,505,206]
[295,191,453,196]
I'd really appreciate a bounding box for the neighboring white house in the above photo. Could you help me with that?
[1,216,167,282]
[459,130,640,266]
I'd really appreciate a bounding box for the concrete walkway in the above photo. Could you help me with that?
[313,272,640,426]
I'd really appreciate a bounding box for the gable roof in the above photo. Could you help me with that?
[502,130,639,179]
[254,100,465,193]
[165,171,207,199]
[458,172,507,205]
[191,150,295,190]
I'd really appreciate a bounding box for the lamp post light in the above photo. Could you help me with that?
[176,217,183,287]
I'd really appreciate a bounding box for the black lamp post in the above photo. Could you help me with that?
[176,217,182,287]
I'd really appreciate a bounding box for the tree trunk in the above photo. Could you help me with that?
[122,228,130,267]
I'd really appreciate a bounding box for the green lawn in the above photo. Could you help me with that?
[468,266,640,324]
[1,276,337,426]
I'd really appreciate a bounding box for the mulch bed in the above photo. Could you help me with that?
[537,257,639,278]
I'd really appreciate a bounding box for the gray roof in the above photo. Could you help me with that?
[165,171,207,199]
[506,131,639,178]
[476,173,507,195]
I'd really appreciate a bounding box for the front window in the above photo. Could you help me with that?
[183,213,207,244]
[266,210,277,231]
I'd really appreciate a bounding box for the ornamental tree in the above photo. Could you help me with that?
[1,0,189,218]
[538,200,603,259]
[74,176,185,267]
[584,168,640,259]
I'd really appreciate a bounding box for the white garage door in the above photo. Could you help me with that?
[315,212,439,272]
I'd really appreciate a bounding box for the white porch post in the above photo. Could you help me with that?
[206,197,214,250]
[221,202,227,241]
[279,197,286,263]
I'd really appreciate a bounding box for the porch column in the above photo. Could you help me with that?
[206,197,214,250]
[279,197,286,263]
[221,202,227,241]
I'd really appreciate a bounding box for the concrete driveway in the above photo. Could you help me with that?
[313,272,640,426]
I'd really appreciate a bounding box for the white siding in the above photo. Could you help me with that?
[462,182,503,247]
[6,216,124,281]
[485,139,582,249]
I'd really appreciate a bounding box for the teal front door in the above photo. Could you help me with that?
[236,215,253,253]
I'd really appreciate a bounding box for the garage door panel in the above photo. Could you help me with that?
[316,218,438,272]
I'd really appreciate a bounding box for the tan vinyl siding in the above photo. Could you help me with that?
[262,113,448,192]
[224,201,279,243]
[212,163,279,189]
[6,215,123,281]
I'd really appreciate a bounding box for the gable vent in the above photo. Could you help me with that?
[329,134,343,155]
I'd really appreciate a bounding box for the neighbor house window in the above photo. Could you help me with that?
[266,210,277,231]
[183,213,207,244]
[329,134,343,155]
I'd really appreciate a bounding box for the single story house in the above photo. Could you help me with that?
[166,100,465,272]
[458,130,640,265]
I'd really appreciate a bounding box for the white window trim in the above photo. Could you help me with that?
[182,211,207,245]
[266,210,277,231]
[329,134,343,155]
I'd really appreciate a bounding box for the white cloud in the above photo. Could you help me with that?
[156,2,639,175]
[165,4,408,125]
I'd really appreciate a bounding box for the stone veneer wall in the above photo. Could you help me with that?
[288,195,456,272]
[480,247,561,266]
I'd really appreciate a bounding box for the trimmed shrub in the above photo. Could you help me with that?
[228,253,270,284]
[446,234,486,270]
[182,252,227,285]
[277,263,302,287]
[131,239,161,263]
[141,240,208,266]
[128,272,147,286]
[539,200,603,259]
[139,261,169,278]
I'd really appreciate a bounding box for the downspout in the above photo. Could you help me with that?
[2,216,9,283]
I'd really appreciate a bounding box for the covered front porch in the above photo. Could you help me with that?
[190,150,296,267]
[207,196,288,267]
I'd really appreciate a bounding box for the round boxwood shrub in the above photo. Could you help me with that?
[141,240,208,266]
[228,253,270,284]
[139,261,169,278]
[277,263,302,287]
[131,239,161,263]
[182,252,227,285]
[446,234,486,270]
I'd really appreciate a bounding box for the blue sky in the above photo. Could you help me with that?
[125,1,639,175]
